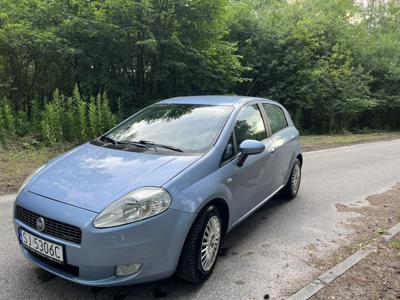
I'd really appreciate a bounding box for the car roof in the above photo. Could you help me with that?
[158,95,278,106]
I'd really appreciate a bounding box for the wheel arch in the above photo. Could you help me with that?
[195,197,230,236]
[297,153,303,166]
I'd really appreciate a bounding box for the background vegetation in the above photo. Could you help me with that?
[0,0,400,147]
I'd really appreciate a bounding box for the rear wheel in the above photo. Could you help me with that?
[177,205,222,284]
[281,158,301,199]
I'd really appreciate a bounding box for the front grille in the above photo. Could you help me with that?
[28,250,79,277]
[15,206,82,244]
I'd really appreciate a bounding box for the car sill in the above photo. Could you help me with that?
[231,184,285,229]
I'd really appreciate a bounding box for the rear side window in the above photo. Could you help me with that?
[234,104,267,146]
[263,104,288,134]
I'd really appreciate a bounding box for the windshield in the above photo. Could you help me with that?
[105,104,233,153]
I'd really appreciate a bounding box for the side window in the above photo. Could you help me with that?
[222,134,236,163]
[234,104,267,146]
[263,104,288,134]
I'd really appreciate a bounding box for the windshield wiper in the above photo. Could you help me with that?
[100,136,182,152]
[118,140,151,150]
[138,140,183,153]
[99,136,151,150]
[99,135,118,145]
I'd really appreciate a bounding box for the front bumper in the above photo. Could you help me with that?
[13,190,194,286]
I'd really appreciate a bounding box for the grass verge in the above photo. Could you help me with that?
[1,132,400,195]
[0,136,74,195]
[300,131,400,152]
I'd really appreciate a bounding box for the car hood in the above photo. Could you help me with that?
[27,143,200,212]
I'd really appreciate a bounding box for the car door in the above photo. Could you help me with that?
[220,103,276,224]
[261,103,292,189]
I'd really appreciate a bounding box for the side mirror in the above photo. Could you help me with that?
[237,140,265,167]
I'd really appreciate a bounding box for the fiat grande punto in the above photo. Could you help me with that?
[14,96,302,285]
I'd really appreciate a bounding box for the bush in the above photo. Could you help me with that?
[1,86,117,145]
[1,99,16,134]
[41,92,63,144]
[88,96,99,138]
[99,92,115,134]
[31,97,42,131]
[15,110,29,136]
[72,84,88,143]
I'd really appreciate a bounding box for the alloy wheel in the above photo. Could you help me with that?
[200,216,221,272]
[291,163,301,193]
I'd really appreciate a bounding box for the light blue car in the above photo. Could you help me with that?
[13,96,302,286]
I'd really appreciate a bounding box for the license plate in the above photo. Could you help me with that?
[20,229,64,263]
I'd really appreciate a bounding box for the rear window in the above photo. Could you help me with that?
[234,104,267,145]
[262,104,288,134]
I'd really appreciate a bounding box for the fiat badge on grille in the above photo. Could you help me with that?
[36,216,45,232]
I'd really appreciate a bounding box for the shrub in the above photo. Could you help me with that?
[63,96,75,141]
[15,110,29,136]
[88,96,99,138]
[41,90,63,144]
[1,99,15,134]
[1,87,117,145]
[31,97,42,131]
[72,85,88,142]
[99,92,115,134]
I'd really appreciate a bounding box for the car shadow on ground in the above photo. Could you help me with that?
[34,195,291,299]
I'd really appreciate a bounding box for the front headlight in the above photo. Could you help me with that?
[18,164,46,194]
[93,187,172,228]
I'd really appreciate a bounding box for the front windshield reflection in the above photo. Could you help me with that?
[107,104,233,153]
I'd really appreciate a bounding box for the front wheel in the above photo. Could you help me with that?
[177,205,222,284]
[281,158,301,199]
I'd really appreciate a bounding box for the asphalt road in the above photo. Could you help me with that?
[1,139,400,300]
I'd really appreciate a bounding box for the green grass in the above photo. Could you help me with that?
[300,132,400,151]
[389,240,400,250]
[0,136,74,195]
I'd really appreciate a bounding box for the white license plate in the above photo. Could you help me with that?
[20,229,64,263]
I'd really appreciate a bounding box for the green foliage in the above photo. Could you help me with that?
[227,0,378,132]
[31,97,41,131]
[99,92,115,134]
[41,91,63,144]
[1,99,15,134]
[15,110,29,136]
[72,84,88,143]
[62,96,74,142]
[0,0,399,134]
[88,96,99,138]
[0,86,117,146]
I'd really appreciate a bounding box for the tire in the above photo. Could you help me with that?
[281,158,301,200]
[177,205,222,284]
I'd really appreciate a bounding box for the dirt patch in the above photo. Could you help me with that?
[303,184,400,272]
[292,183,400,299]
[312,234,400,299]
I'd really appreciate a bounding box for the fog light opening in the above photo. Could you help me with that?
[115,263,142,276]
